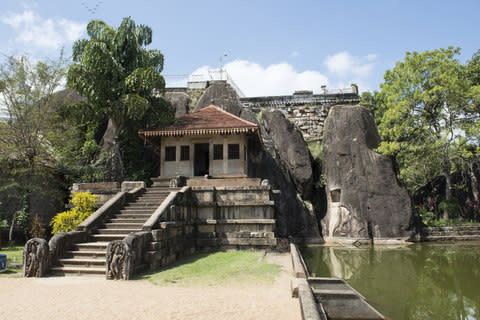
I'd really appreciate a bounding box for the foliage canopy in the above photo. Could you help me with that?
[372,47,480,219]
[67,17,173,181]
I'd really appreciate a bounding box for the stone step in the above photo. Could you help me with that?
[137,192,170,197]
[95,228,141,234]
[423,235,480,241]
[57,258,106,267]
[134,195,168,199]
[102,223,145,229]
[119,208,156,214]
[49,266,106,276]
[74,242,109,251]
[89,234,128,241]
[130,200,164,205]
[124,203,161,209]
[114,213,152,219]
[426,230,480,236]
[64,250,106,258]
[109,218,146,223]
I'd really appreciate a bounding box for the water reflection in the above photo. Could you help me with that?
[301,243,480,320]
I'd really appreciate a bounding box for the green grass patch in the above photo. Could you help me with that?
[141,251,280,287]
[0,245,23,277]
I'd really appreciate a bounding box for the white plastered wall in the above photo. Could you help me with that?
[159,134,248,178]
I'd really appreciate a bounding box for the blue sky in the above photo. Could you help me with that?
[0,0,479,96]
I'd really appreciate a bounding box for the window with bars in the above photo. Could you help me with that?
[228,144,240,160]
[213,144,223,160]
[165,146,176,161]
[180,145,190,161]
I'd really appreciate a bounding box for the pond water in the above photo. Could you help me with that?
[301,243,480,320]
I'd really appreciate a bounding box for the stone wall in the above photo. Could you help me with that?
[72,181,145,206]
[143,184,277,271]
[241,91,360,142]
[146,222,196,270]
[421,226,480,241]
[284,105,329,142]
[192,185,277,249]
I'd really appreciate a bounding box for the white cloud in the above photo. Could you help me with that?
[325,51,377,78]
[191,60,329,97]
[1,10,85,52]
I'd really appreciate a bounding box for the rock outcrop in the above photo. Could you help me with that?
[165,92,191,118]
[262,110,313,199]
[322,105,412,242]
[195,81,321,239]
[194,81,257,123]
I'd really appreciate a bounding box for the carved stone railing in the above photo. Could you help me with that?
[106,231,152,280]
[49,231,88,267]
[23,186,145,278]
[23,238,49,277]
[105,187,194,280]
[78,187,144,233]
[142,186,193,231]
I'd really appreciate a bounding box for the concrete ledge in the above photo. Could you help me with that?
[187,178,260,187]
[323,237,372,245]
[298,278,326,320]
[205,219,276,224]
[218,237,276,246]
[121,181,146,192]
[216,201,275,207]
[290,243,307,279]
[72,182,120,191]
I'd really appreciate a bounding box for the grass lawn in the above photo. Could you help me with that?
[141,251,281,287]
[0,245,23,277]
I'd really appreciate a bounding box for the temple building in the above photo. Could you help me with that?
[138,105,262,179]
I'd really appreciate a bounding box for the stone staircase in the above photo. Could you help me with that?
[49,187,174,276]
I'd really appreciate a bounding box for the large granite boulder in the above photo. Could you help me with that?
[195,81,320,239]
[262,109,313,199]
[165,91,191,118]
[322,105,413,242]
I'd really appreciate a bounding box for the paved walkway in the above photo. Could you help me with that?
[0,252,300,320]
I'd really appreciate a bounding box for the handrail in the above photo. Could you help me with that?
[79,187,144,233]
[142,186,191,231]
[78,191,126,232]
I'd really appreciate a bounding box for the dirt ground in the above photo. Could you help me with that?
[0,252,301,320]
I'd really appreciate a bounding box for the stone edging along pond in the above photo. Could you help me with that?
[421,225,480,242]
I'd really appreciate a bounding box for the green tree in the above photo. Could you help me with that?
[374,47,478,219]
[0,53,77,242]
[463,51,480,205]
[67,17,170,182]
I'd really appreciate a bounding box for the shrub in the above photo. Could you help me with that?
[308,141,323,163]
[416,205,435,227]
[50,192,97,234]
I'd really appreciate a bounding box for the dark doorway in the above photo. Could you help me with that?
[194,143,209,176]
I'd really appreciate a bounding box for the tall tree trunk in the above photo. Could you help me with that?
[470,161,480,220]
[8,211,17,244]
[101,117,125,182]
[443,171,452,220]
[470,162,479,203]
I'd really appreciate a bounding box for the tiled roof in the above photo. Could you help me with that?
[139,105,261,140]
